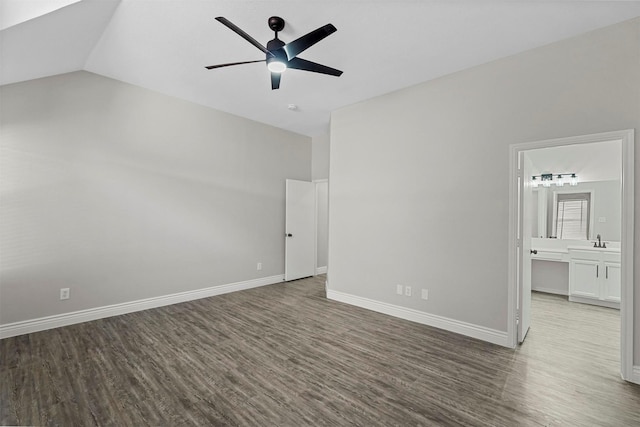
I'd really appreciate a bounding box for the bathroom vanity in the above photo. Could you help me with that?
[530,238,620,309]
[568,248,620,309]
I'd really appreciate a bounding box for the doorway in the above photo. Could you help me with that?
[507,129,635,382]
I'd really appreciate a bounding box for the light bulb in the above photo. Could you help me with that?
[555,174,564,187]
[267,61,287,73]
[570,173,578,186]
[531,177,539,188]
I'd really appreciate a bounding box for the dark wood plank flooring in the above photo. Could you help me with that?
[1,276,639,426]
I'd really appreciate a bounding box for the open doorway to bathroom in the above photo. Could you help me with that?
[508,130,635,383]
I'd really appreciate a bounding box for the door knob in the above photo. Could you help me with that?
[530,249,538,254]
[286,233,293,237]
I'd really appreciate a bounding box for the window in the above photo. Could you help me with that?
[554,193,590,240]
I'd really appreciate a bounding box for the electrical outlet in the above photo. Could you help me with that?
[405,286,412,297]
[421,289,429,300]
[598,217,607,223]
[257,262,262,271]
[396,284,403,295]
[60,288,70,300]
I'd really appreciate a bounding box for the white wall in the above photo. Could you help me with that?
[0,71,311,325]
[328,18,639,359]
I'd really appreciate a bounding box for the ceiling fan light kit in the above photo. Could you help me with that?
[205,16,342,90]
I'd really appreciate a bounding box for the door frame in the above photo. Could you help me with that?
[507,129,635,383]
[314,179,329,276]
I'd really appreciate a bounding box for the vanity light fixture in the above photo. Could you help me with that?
[569,173,578,186]
[531,173,578,188]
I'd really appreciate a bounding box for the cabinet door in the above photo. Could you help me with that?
[603,262,621,302]
[570,259,600,299]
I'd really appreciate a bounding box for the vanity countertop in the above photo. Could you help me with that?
[531,241,621,263]
[567,245,621,253]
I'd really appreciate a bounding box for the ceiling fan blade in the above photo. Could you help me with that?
[271,72,281,90]
[205,59,266,70]
[287,57,343,76]
[282,24,337,60]
[215,17,274,58]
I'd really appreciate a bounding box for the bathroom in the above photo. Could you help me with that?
[527,139,622,309]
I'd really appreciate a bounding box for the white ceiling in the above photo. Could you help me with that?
[2,0,640,137]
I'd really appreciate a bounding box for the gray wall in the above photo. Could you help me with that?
[316,181,328,269]
[0,71,311,324]
[312,133,330,181]
[312,133,329,270]
[328,19,639,360]
[531,261,569,295]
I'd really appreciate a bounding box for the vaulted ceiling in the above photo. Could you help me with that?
[2,0,640,137]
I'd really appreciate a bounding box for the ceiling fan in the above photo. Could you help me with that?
[205,16,343,90]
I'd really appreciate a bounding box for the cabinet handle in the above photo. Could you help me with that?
[596,265,599,278]
[606,266,608,279]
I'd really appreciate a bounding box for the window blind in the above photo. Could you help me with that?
[555,193,590,240]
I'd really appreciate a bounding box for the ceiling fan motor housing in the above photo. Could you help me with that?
[266,38,286,66]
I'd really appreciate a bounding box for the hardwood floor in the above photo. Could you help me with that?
[1,276,639,426]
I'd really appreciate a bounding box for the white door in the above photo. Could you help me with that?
[518,153,534,343]
[285,179,315,281]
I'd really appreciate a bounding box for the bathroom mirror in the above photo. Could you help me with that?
[531,181,621,241]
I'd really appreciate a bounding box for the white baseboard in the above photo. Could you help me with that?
[326,290,509,347]
[630,365,640,385]
[0,274,284,340]
[531,287,568,296]
[316,266,327,275]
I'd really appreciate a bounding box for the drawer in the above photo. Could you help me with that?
[532,250,565,262]
[568,250,601,261]
[602,252,621,263]
[569,249,621,263]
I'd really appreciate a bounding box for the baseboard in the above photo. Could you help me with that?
[630,365,640,385]
[316,266,327,275]
[0,274,284,339]
[326,290,510,347]
[569,295,620,310]
[531,287,568,296]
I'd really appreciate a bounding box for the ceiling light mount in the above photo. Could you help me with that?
[268,16,285,34]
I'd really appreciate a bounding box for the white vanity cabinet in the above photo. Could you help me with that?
[568,249,620,309]
[602,262,621,302]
